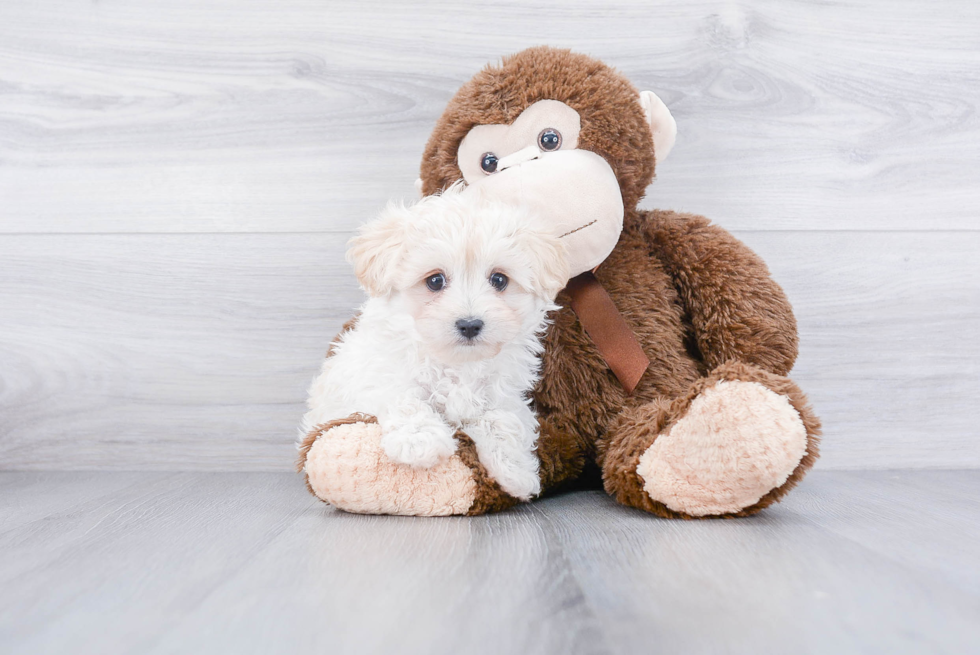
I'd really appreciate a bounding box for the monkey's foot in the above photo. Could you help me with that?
[298,415,519,516]
[603,362,820,518]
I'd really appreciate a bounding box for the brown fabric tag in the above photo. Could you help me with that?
[565,272,650,394]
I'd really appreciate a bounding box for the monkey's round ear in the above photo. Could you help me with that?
[639,90,677,164]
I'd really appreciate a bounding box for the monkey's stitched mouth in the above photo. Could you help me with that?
[559,219,597,239]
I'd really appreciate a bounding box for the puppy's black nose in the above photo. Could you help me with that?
[455,318,484,340]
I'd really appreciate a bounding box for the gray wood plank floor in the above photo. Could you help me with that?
[1,470,978,654]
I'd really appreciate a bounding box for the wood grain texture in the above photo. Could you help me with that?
[1,1,978,471]
[0,472,312,654]
[0,471,978,654]
[0,471,162,532]
[790,470,980,595]
[1,1,978,233]
[1,231,977,470]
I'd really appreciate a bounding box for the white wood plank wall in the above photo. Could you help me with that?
[1,1,978,470]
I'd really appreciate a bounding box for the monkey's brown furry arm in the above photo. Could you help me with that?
[641,209,799,376]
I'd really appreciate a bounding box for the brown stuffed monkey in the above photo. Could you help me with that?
[299,47,820,518]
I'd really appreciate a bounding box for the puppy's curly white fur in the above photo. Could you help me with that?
[301,187,569,500]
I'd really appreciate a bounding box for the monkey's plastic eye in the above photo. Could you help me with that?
[480,152,499,174]
[425,273,446,292]
[489,272,508,291]
[538,128,562,151]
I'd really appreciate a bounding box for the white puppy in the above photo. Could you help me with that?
[300,187,569,500]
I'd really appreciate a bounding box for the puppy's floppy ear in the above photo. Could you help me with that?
[523,230,570,301]
[347,203,411,297]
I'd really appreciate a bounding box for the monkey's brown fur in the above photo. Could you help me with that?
[301,47,820,518]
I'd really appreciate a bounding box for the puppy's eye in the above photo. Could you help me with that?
[489,272,508,291]
[425,273,446,292]
[480,152,499,174]
[537,128,562,151]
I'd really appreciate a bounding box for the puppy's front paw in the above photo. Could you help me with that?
[467,410,542,501]
[493,464,542,501]
[381,425,457,469]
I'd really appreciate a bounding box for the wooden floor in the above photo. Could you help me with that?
[3,5,978,652]
[1,470,978,654]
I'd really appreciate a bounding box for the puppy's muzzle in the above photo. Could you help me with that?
[455,318,484,340]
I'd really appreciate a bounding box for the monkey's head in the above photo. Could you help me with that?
[419,47,676,277]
